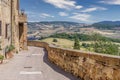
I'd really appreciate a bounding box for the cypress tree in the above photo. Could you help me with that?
[74,35,80,50]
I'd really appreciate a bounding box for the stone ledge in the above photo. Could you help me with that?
[28,41,120,80]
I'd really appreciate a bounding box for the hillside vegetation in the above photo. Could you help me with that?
[40,33,120,56]
[49,33,120,43]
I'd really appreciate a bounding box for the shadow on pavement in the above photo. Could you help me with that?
[43,49,81,80]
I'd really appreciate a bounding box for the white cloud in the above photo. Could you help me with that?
[75,6,83,9]
[81,7,97,13]
[25,11,55,22]
[69,13,91,22]
[44,0,83,10]
[26,11,38,17]
[59,12,68,16]
[40,13,54,18]
[81,7,107,13]
[97,7,107,10]
[100,0,120,5]
[26,11,41,22]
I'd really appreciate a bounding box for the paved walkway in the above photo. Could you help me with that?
[0,46,80,80]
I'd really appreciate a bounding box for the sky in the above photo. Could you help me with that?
[20,0,120,23]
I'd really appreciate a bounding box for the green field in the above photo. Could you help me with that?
[40,37,120,56]
[40,38,94,51]
[41,38,74,49]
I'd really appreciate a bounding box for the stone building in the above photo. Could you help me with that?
[0,0,27,56]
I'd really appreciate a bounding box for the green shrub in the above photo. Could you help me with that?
[8,45,15,51]
[5,45,15,53]
[0,55,4,60]
[53,38,58,42]
[16,51,18,54]
[93,41,119,55]
[74,35,80,50]
[82,43,90,48]
[0,45,2,50]
[5,46,9,53]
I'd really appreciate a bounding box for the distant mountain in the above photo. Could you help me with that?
[27,21,120,40]
[90,21,120,30]
[28,21,86,32]
[38,21,81,25]
[28,21,86,30]
[95,21,120,25]
[28,21,120,31]
[27,21,88,40]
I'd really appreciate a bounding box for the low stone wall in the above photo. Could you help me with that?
[28,41,120,80]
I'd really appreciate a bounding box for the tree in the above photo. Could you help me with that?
[103,42,119,55]
[53,38,58,42]
[74,35,80,50]
[82,43,90,48]
[92,37,119,55]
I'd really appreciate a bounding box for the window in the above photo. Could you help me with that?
[5,24,8,38]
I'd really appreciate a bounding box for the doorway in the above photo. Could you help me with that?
[19,23,24,50]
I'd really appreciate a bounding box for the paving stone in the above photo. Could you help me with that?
[0,47,79,80]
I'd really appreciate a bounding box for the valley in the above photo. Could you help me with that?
[27,21,120,40]
[27,21,120,56]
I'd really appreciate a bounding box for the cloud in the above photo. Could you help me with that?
[26,11,54,22]
[81,7,107,13]
[69,13,91,22]
[44,0,83,10]
[40,13,54,18]
[100,0,120,5]
[59,12,68,16]
[26,11,41,22]
[75,6,83,9]
[26,11,38,17]
[81,7,97,13]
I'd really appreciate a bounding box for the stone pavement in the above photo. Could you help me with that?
[0,46,80,80]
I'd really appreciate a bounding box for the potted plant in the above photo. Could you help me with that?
[0,55,4,64]
[8,45,15,52]
[5,45,15,59]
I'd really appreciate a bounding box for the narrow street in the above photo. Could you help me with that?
[0,47,79,80]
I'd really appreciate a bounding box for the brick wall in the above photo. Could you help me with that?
[28,41,120,80]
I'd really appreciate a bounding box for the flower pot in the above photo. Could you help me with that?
[5,51,14,59]
[0,59,3,64]
[0,55,4,64]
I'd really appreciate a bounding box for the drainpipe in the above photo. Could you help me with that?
[10,0,13,45]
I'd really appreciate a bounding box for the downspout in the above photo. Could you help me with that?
[10,0,13,45]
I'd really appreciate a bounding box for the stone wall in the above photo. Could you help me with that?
[0,0,12,55]
[28,41,120,80]
[11,0,20,52]
[12,0,28,51]
[0,0,28,56]
[18,12,28,50]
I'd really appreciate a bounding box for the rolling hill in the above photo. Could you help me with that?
[91,21,120,30]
